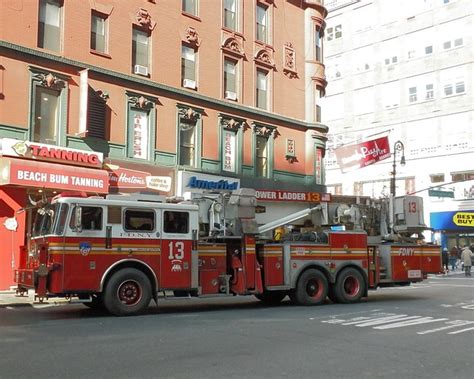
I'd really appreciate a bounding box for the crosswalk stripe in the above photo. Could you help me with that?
[448,326,474,334]
[417,321,474,335]
[355,315,423,327]
[374,317,448,330]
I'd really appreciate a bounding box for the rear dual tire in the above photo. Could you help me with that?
[290,269,328,306]
[332,268,365,304]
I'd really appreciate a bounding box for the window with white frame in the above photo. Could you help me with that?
[352,5,373,33]
[256,4,268,43]
[408,87,417,103]
[256,69,269,110]
[441,67,465,97]
[353,46,373,73]
[91,12,108,53]
[224,58,238,100]
[181,45,197,89]
[425,83,434,100]
[353,87,374,115]
[382,81,400,108]
[132,28,149,75]
[326,24,342,41]
[38,0,62,52]
[223,0,237,30]
[182,0,198,16]
[381,38,399,67]
[320,93,344,122]
[325,55,343,79]
[425,45,433,55]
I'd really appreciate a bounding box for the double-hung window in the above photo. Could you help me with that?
[91,12,107,53]
[224,0,237,30]
[256,135,268,177]
[38,0,62,52]
[181,45,197,89]
[132,28,150,76]
[182,0,198,16]
[256,69,268,109]
[256,4,268,43]
[177,107,202,168]
[33,87,60,144]
[224,59,237,100]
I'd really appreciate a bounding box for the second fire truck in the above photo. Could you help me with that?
[15,189,442,316]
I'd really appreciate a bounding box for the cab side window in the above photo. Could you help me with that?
[124,209,155,231]
[70,206,103,230]
[163,211,189,234]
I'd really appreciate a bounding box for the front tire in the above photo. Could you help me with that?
[334,268,365,304]
[103,268,152,316]
[292,269,328,306]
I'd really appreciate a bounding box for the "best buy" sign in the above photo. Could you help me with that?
[452,212,474,227]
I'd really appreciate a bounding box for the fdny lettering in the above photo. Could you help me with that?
[120,232,153,238]
[188,176,239,190]
[399,248,415,256]
[29,145,100,165]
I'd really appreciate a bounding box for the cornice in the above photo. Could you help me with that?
[0,41,328,134]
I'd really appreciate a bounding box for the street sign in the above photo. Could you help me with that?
[428,189,454,198]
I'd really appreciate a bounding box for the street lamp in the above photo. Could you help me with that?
[390,140,406,197]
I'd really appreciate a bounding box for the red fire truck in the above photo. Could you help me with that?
[15,189,442,316]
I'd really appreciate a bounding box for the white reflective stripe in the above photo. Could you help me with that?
[417,321,474,335]
[374,317,448,330]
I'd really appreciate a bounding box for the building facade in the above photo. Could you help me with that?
[322,0,474,246]
[0,0,328,289]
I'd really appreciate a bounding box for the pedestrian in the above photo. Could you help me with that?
[460,245,472,277]
[441,247,449,274]
[449,246,458,271]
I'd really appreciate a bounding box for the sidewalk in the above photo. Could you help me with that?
[0,290,69,308]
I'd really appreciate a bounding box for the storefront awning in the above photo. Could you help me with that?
[0,157,109,193]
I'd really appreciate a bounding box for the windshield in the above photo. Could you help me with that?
[32,203,69,237]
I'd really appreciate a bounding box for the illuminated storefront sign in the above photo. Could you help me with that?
[256,190,331,202]
[0,138,103,168]
[0,157,109,193]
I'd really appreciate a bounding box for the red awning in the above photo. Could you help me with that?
[0,157,109,193]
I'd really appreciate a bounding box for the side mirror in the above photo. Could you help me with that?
[74,206,82,233]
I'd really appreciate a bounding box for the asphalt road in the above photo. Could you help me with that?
[1,275,473,379]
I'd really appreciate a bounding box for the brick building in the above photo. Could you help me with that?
[0,0,328,289]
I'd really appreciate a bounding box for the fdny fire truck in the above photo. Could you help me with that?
[15,189,442,316]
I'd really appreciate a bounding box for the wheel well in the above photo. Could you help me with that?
[292,264,330,289]
[100,260,158,298]
[334,264,368,296]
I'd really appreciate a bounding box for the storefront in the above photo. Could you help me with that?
[0,138,174,290]
[430,209,474,250]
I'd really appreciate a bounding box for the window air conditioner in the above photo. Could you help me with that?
[134,65,149,76]
[183,79,196,89]
[225,91,237,100]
